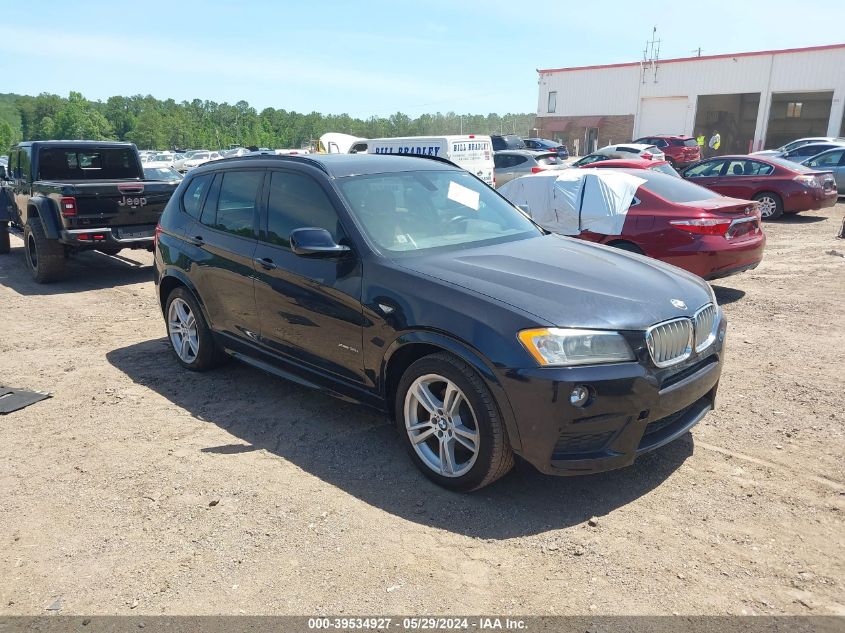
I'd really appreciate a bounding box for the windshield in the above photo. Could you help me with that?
[191,152,210,161]
[632,170,720,202]
[573,154,609,167]
[144,167,181,181]
[336,170,541,254]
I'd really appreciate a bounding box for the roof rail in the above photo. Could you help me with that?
[209,153,330,174]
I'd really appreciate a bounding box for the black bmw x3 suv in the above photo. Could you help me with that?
[154,153,726,491]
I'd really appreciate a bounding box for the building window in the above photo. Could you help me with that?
[547,91,557,113]
[786,102,802,118]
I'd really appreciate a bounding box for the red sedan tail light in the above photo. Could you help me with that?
[531,167,546,173]
[641,152,653,160]
[670,218,732,236]
[794,174,821,188]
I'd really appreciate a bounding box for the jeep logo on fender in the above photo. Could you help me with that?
[119,196,147,207]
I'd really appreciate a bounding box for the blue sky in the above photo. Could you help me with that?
[2,0,843,117]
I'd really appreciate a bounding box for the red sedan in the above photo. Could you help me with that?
[681,155,838,220]
[503,169,765,280]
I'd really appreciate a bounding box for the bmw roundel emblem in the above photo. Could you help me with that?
[671,299,687,310]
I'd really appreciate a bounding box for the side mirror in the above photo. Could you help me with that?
[290,227,351,258]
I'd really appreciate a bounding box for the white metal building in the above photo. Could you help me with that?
[534,44,845,155]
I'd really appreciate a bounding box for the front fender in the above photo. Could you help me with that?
[28,197,62,239]
[381,331,523,451]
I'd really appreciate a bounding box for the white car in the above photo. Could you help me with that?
[145,152,176,169]
[752,136,845,157]
[182,151,223,172]
[595,143,665,161]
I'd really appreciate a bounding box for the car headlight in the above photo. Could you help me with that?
[518,328,635,367]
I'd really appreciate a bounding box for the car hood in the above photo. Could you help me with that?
[396,234,714,330]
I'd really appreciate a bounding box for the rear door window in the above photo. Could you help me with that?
[200,170,262,237]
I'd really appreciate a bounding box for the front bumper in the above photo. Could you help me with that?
[60,226,156,249]
[499,318,726,476]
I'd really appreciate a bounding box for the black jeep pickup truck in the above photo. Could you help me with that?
[0,140,178,282]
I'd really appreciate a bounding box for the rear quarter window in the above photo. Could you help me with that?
[181,173,214,218]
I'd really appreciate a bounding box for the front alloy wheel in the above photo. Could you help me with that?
[404,374,480,478]
[168,297,199,364]
[396,352,514,491]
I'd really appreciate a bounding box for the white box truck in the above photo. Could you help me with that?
[348,135,495,187]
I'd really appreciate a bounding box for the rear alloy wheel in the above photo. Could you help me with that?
[753,192,783,221]
[165,287,227,371]
[396,353,513,491]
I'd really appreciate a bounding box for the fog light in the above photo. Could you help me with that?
[570,385,591,407]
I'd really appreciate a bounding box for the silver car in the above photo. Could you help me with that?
[493,150,565,187]
[802,147,845,194]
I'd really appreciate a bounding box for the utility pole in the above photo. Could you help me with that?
[692,47,703,57]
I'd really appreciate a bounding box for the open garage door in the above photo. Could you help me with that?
[765,91,834,149]
[637,97,689,137]
[694,93,760,155]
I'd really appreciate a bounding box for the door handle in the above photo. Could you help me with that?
[254,257,277,270]
[190,235,205,246]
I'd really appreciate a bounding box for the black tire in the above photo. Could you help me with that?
[395,352,514,492]
[23,217,67,283]
[0,222,9,255]
[609,240,644,255]
[753,191,783,221]
[164,286,228,371]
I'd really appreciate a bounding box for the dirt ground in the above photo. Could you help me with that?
[0,203,843,616]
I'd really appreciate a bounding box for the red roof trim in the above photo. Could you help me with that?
[538,43,845,74]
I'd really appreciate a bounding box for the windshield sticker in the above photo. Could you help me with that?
[447,181,480,211]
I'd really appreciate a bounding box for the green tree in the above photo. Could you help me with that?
[53,92,114,140]
[0,120,14,153]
